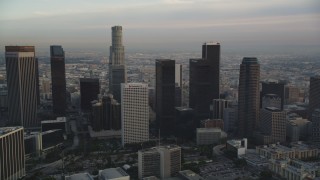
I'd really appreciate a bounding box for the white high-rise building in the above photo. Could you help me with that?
[121,83,149,146]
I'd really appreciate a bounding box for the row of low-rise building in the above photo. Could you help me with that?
[256,142,319,160]
[269,158,320,180]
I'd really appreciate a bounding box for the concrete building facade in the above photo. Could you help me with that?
[0,127,25,180]
[121,83,149,146]
[138,145,181,179]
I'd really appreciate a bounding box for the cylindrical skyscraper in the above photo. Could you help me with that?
[109,26,127,101]
[238,57,260,142]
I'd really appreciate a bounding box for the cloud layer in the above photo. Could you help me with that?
[0,0,319,53]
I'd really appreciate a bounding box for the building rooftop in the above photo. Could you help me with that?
[41,117,66,124]
[5,46,35,52]
[42,129,62,135]
[143,176,160,180]
[140,145,181,153]
[263,94,280,99]
[50,45,64,57]
[227,138,247,149]
[65,173,93,180]
[179,170,203,180]
[80,78,99,83]
[175,107,193,111]
[242,57,259,64]
[258,143,293,153]
[0,126,23,137]
[99,167,129,179]
[203,42,220,45]
[197,128,223,133]
[265,107,282,112]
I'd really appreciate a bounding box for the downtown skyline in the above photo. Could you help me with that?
[0,0,319,54]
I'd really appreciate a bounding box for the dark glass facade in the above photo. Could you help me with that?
[50,45,67,115]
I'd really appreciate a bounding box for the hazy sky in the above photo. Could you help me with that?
[0,0,319,53]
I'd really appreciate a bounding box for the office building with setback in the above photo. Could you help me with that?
[156,59,176,136]
[121,83,149,146]
[5,46,38,127]
[0,127,25,180]
[189,43,220,121]
[238,57,260,141]
[50,45,67,115]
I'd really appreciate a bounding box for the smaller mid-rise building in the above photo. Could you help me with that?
[99,167,130,180]
[200,119,224,129]
[24,132,42,157]
[196,128,227,145]
[286,116,312,142]
[256,107,286,145]
[311,108,320,144]
[138,145,181,179]
[269,158,320,180]
[65,173,93,180]
[256,142,319,160]
[178,170,203,180]
[41,117,67,134]
[226,138,247,158]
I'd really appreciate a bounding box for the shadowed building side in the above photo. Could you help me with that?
[156,59,176,136]
[5,46,38,128]
[50,45,67,116]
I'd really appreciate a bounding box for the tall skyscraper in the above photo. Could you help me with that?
[202,42,220,100]
[121,83,149,146]
[50,45,67,116]
[5,46,38,127]
[109,26,127,101]
[309,76,320,119]
[156,59,175,136]
[261,81,285,110]
[80,78,100,111]
[238,57,260,141]
[189,42,220,121]
[189,59,212,121]
[175,64,182,107]
[0,127,25,180]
